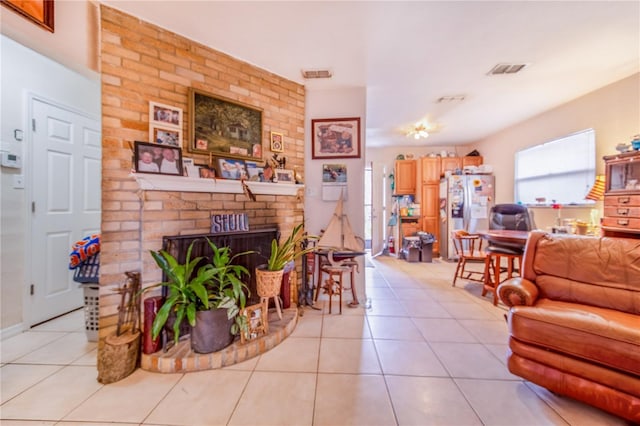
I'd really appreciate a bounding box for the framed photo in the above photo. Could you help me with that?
[189,88,263,160]
[275,169,294,184]
[149,101,182,128]
[150,125,181,147]
[311,117,361,159]
[245,161,265,182]
[322,164,347,183]
[240,303,267,344]
[198,166,216,179]
[2,0,54,32]
[182,158,199,177]
[270,131,284,153]
[217,157,247,180]
[134,141,183,176]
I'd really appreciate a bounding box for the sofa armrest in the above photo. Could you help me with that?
[497,277,539,307]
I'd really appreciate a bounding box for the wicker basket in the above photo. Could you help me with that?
[255,267,284,298]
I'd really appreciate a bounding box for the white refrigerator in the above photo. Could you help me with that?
[439,174,495,260]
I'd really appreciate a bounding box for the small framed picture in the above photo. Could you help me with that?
[270,131,284,153]
[275,169,294,183]
[245,161,265,181]
[150,125,181,147]
[322,164,347,183]
[182,158,199,177]
[198,166,216,179]
[240,303,267,344]
[149,101,182,128]
[134,141,183,176]
[217,157,247,180]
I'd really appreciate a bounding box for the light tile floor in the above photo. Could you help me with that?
[0,256,628,425]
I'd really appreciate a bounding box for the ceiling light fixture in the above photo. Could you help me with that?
[407,122,432,140]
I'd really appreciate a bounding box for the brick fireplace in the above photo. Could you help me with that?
[98,3,306,366]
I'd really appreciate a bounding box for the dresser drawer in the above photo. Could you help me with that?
[604,206,640,219]
[604,194,640,207]
[602,217,640,230]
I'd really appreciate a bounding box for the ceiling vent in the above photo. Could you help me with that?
[488,63,528,75]
[301,69,333,79]
[437,95,466,103]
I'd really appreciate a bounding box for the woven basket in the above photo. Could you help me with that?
[255,267,284,298]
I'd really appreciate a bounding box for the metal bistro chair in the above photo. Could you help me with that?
[451,230,491,288]
[485,204,535,304]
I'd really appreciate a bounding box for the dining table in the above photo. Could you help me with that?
[476,229,530,248]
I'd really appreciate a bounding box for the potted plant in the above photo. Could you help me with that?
[255,224,316,316]
[148,239,251,354]
[191,239,251,353]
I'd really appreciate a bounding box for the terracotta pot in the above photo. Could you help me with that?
[190,308,234,354]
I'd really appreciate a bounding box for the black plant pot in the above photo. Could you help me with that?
[191,308,234,354]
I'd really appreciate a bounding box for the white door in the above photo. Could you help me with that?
[371,162,387,255]
[29,98,101,325]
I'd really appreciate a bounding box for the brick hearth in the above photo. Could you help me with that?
[141,308,298,373]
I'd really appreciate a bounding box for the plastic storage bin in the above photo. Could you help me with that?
[82,285,99,342]
[402,236,421,262]
[73,253,100,341]
[418,232,436,263]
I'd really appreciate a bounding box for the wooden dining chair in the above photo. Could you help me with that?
[451,230,491,287]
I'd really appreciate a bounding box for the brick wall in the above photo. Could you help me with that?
[99,6,305,336]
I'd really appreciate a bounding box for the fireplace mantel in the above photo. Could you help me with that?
[131,173,304,196]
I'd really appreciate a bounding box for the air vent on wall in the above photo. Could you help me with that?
[488,63,528,75]
[437,95,466,103]
[301,69,333,79]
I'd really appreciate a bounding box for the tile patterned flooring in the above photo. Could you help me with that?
[0,256,628,425]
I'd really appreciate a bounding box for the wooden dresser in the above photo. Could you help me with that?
[602,151,640,238]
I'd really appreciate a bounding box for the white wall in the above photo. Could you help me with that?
[469,73,640,231]
[0,35,101,334]
[304,87,367,302]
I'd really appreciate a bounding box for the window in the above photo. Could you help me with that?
[515,129,595,205]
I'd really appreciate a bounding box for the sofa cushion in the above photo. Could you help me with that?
[530,235,640,314]
[509,299,640,376]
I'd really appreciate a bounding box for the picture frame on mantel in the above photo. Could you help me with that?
[189,88,263,160]
[2,0,54,32]
[311,117,361,159]
[134,141,183,176]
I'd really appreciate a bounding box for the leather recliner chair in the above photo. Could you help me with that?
[497,231,640,422]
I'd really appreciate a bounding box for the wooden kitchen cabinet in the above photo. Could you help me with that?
[421,184,439,217]
[462,156,483,167]
[602,151,640,238]
[394,159,416,195]
[440,157,462,176]
[421,184,440,255]
[420,157,441,184]
[422,216,440,254]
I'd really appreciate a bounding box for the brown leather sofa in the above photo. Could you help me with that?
[497,231,640,422]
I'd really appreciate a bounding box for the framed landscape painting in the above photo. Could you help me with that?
[189,88,263,160]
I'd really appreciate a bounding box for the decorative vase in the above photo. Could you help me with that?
[190,308,234,354]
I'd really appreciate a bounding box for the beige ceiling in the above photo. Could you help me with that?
[104,2,639,147]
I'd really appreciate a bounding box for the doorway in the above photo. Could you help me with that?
[28,96,101,325]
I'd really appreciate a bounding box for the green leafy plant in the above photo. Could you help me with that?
[266,223,316,271]
[205,240,251,335]
[147,239,252,344]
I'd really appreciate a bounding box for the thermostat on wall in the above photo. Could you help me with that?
[1,152,22,168]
